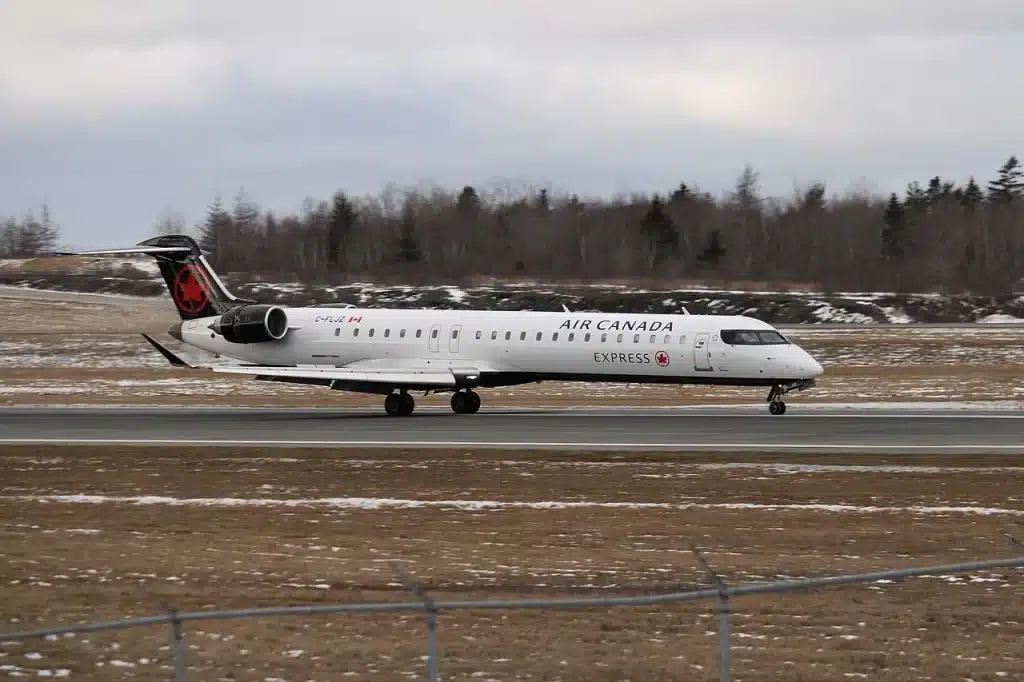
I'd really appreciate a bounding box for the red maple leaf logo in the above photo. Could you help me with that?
[173,266,209,314]
[655,351,670,367]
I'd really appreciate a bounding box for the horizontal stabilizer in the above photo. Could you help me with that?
[52,246,193,257]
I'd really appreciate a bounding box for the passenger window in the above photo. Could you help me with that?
[552,332,559,341]
[536,332,542,341]
[505,331,511,340]
[585,333,591,342]
[663,334,670,343]
[416,329,422,338]
[369,329,375,337]
[491,331,497,340]
[633,333,639,343]
[452,329,458,338]
[679,335,686,344]
[476,330,482,339]
[334,328,340,337]
[400,329,406,338]
[649,333,656,343]
[601,333,607,342]
[431,329,438,338]
[353,328,360,337]
[520,332,526,340]
[384,329,390,338]
[617,333,623,342]
[568,333,575,342]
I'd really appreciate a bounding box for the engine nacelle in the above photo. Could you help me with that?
[210,304,289,344]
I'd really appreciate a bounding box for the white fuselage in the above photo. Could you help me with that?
[178,307,823,387]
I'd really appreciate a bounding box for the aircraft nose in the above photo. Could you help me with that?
[804,352,824,377]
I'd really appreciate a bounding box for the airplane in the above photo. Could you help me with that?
[56,234,824,416]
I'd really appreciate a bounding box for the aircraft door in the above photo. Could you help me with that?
[429,324,442,353]
[449,324,462,353]
[693,332,712,371]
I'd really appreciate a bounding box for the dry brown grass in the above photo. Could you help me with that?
[1,446,1022,680]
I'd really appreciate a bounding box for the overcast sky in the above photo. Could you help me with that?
[2,1,1022,248]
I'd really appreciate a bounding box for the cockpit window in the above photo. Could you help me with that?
[721,329,789,345]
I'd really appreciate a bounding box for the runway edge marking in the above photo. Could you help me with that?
[1,438,1023,452]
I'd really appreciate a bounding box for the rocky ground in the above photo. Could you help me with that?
[2,255,1023,323]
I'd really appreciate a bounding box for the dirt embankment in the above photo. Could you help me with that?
[2,257,1023,323]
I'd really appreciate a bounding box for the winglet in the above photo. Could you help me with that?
[140,333,194,368]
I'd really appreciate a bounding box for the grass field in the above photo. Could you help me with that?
[2,445,1023,680]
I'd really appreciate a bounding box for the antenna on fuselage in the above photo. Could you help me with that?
[562,304,571,312]
[681,307,690,314]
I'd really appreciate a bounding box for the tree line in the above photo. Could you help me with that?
[0,205,61,258]
[5,157,1023,293]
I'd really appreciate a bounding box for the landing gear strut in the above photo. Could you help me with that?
[767,383,787,415]
[766,379,817,415]
[451,390,481,414]
[384,391,415,416]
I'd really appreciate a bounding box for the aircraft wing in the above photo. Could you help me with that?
[140,334,475,389]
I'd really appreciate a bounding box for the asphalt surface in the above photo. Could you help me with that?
[0,406,1022,452]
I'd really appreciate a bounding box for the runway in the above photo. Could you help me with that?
[0,405,1022,453]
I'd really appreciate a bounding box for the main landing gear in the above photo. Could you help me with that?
[383,390,481,416]
[451,390,481,414]
[384,391,415,416]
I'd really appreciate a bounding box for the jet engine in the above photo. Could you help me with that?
[210,304,290,344]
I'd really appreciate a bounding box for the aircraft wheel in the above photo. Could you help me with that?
[385,393,405,416]
[399,392,415,416]
[769,401,786,416]
[451,391,467,414]
[465,390,481,414]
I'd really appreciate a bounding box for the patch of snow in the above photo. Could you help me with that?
[979,314,1024,324]
[7,494,1023,515]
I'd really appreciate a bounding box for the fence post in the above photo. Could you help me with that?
[138,584,185,682]
[390,562,440,682]
[169,608,186,682]
[691,546,732,682]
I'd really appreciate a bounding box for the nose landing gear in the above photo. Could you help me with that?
[766,379,816,415]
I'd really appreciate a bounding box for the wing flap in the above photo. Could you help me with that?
[211,365,459,386]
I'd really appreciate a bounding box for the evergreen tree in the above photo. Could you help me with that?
[987,155,1023,203]
[396,201,421,263]
[198,195,232,261]
[641,195,678,268]
[534,188,550,212]
[881,193,907,260]
[456,185,481,215]
[326,190,357,269]
[800,183,827,211]
[959,176,984,211]
[696,230,726,269]
[729,165,760,211]
[669,182,692,203]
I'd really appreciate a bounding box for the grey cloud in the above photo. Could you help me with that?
[0,0,1021,248]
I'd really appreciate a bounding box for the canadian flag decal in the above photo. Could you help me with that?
[348,316,363,323]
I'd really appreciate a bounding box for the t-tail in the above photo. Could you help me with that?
[57,234,250,320]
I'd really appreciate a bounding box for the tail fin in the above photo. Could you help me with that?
[56,234,252,320]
